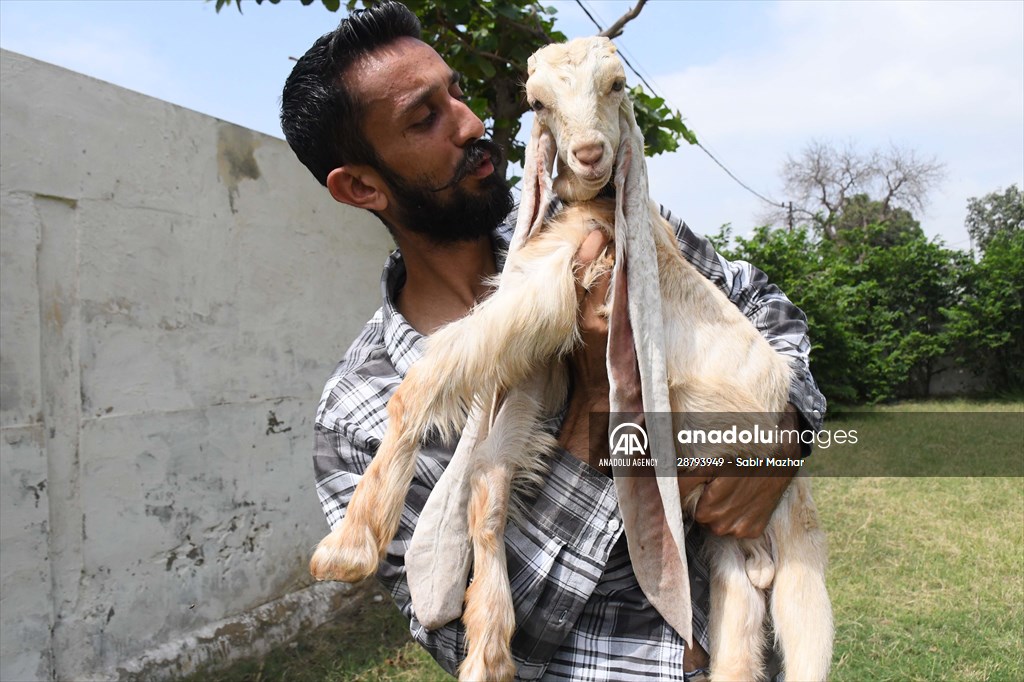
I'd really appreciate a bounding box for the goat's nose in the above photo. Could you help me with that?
[573,143,604,166]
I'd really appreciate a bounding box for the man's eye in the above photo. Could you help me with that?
[414,111,437,129]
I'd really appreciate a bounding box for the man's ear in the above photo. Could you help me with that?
[326,166,389,212]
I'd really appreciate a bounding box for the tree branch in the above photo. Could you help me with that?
[599,0,648,38]
[433,13,524,69]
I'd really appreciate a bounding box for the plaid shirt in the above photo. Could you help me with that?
[313,206,826,681]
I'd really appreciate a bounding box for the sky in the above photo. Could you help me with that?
[1,0,1022,249]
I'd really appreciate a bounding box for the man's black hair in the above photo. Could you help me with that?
[280,1,422,186]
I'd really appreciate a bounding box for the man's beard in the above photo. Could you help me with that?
[375,139,513,246]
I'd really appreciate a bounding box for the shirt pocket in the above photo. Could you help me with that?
[503,522,585,672]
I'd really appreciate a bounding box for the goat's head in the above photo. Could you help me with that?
[512,36,648,252]
[525,37,628,203]
[512,36,666,451]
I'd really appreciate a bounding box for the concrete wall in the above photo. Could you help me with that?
[927,356,991,397]
[0,50,395,681]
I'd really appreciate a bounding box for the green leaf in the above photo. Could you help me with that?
[321,0,340,10]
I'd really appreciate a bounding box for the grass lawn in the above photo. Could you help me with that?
[195,401,1023,681]
[819,400,1023,681]
[821,475,1022,681]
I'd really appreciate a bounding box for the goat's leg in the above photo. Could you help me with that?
[768,478,833,682]
[421,228,589,417]
[310,366,435,581]
[311,230,587,582]
[459,378,557,681]
[460,462,516,682]
[705,535,768,682]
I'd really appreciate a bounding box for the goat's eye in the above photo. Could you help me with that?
[611,79,625,93]
[531,100,545,112]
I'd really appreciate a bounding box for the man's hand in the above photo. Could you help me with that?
[694,404,802,538]
[558,229,613,468]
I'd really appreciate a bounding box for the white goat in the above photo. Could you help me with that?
[311,36,833,682]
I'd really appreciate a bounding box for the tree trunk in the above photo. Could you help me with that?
[490,77,526,181]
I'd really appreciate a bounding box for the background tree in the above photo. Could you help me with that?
[831,193,924,247]
[712,222,968,403]
[215,0,696,178]
[774,140,945,241]
[945,228,1024,393]
[965,184,1023,255]
[845,228,967,399]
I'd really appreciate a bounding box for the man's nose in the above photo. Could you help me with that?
[453,98,485,145]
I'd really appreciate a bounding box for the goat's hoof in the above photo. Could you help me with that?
[459,651,515,682]
[309,522,381,582]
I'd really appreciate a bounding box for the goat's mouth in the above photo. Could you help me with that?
[570,164,614,191]
[581,165,613,182]
[555,167,614,203]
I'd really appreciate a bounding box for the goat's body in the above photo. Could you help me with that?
[629,200,833,682]
[312,199,832,680]
[311,36,831,682]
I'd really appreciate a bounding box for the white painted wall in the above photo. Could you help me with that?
[0,50,395,681]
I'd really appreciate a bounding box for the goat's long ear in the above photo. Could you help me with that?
[607,94,695,647]
[509,120,555,255]
[610,98,669,416]
[614,99,653,221]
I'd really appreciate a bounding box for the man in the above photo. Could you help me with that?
[281,3,826,680]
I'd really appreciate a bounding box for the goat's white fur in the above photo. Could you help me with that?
[310,36,833,682]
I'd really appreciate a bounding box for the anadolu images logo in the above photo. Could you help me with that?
[609,422,649,456]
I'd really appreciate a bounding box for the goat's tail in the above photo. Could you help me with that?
[705,534,769,682]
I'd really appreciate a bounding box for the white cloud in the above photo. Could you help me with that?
[661,1,1022,138]
[643,0,1024,245]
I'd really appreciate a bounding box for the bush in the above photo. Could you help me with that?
[714,224,983,403]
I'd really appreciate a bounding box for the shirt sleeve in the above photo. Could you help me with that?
[312,422,467,677]
[658,205,827,433]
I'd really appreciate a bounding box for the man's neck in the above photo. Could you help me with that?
[393,230,497,336]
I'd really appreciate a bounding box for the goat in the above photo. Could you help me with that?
[310,36,833,682]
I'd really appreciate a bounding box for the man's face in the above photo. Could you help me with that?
[346,37,512,244]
